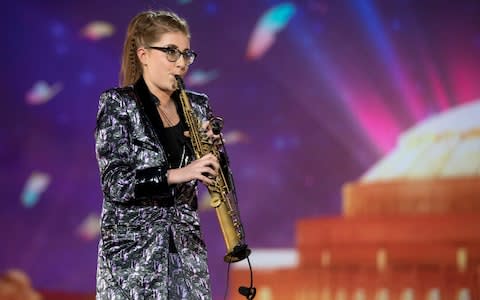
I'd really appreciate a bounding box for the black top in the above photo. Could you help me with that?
[163,121,185,168]
[147,92,191,169]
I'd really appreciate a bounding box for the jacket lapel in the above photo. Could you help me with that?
[132,77,194,164]
[133,77,168,147]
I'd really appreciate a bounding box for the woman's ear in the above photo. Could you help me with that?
[137,47,147,66]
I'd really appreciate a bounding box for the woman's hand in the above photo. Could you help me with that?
[167,153,220,185]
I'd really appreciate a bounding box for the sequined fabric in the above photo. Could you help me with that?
[95,78,213,299]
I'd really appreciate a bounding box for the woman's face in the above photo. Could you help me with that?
[138,31,191,95]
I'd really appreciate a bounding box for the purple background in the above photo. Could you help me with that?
[1,0,480,299]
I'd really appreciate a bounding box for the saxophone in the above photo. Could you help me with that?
[175,75,251,263]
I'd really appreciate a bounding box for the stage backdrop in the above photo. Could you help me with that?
[1,0,479,299]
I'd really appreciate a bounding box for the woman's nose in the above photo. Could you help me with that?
[175,55,188,70]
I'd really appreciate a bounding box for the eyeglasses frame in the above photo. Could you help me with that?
[147,46,197,65]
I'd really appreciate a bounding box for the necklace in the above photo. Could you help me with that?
[158,105,187,169]
[158,106,173,127]
[157,102,187,168]
[157,102,179,128]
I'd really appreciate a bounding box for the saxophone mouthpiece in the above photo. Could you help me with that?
[174,75,185,90]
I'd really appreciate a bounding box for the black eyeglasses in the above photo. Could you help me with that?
[147,46,197,65]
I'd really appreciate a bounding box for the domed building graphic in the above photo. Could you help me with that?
[230,100,480,300]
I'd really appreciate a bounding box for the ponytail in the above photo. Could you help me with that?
[119,10,190,87]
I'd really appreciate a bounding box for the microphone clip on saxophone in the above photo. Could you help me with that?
[209,116,223,135]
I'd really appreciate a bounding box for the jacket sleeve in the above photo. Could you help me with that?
[95,89,170,203]
[189,91,214,122]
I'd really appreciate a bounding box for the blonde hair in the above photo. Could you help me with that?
[119,10,190,87]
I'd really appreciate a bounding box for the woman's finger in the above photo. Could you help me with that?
[199,174,214,185]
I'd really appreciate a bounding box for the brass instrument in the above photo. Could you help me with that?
[175,75,250,263]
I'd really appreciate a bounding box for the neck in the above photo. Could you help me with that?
[144,78,174,106]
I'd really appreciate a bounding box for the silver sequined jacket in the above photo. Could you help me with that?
[95,77,213,299]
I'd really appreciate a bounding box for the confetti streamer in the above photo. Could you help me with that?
[223,130,250,145]
[246,2,296,59]
[25,81,62,105]
[198,191,213,212]
[186,69,219,86]
[21,172,51,208]
[82,21,115,41]
[77,213,101,241]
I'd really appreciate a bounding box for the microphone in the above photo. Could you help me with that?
[210,117,224,135]
[238,286,256,300]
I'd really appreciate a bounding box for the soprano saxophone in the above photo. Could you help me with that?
[175,75,250,263]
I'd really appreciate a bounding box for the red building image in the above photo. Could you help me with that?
[230,101,480,300]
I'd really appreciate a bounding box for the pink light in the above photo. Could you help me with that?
[447,59,480,104]
[353,97,401,153]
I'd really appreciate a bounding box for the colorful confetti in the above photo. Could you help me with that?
[186,69,219,86]
[21,172,51,208]
[82,21,115,41]
[25,81,62,105]
[198,191,212,212]
[77,213,101,241]
[223,130,250,145]
[246,2,296,59]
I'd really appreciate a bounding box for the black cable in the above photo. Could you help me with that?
[223,261,232,300]
[247,257,254,291]
[244,256,256,299]
[237,256,256,300]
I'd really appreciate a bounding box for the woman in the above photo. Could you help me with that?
[95,10,218,299]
